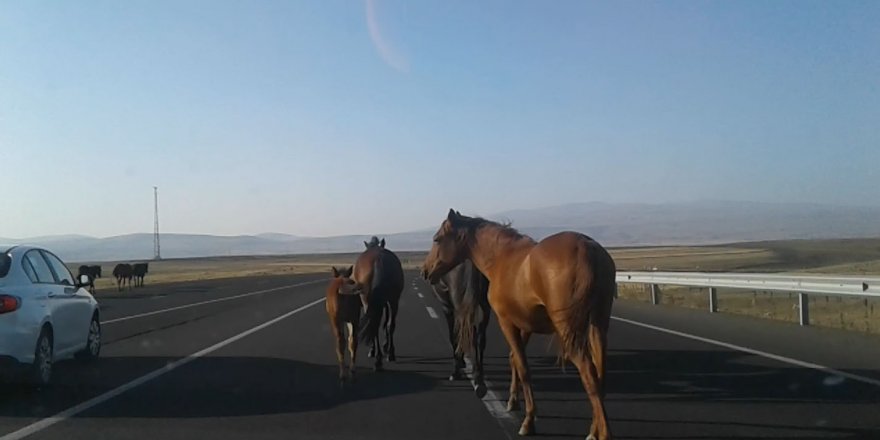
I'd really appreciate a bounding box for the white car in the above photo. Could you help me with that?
[0,245,101,386]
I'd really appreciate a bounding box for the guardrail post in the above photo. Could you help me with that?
[798,292,810,326]
[650,284,659,305]
[709,287,718,313]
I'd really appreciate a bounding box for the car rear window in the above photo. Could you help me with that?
[0,253,10,278]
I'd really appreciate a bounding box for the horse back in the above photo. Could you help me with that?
[113,263,132,278]
[353,247,404,302]
[526,231,615,310]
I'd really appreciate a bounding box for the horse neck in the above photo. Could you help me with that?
[467,225,533,282]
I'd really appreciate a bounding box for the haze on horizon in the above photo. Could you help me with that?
[2,1,878,239]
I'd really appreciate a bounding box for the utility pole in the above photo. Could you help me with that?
[153,186,161,260]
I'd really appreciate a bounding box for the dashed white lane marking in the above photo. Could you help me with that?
[104,280,324,324]
[613,316,880,387]
[412,278,513,438]
[463,358,513,427]
[0,297,327,440]
[425,306,439,319]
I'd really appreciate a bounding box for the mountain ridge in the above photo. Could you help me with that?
[4,200,880,262]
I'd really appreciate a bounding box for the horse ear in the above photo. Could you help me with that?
[380,238,385,248]
[447,208,459,224]
[345,265,353,277]
[331,267,340,277]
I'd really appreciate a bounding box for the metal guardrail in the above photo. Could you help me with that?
[616,271,880,326]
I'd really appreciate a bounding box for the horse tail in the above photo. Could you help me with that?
[562,241,616,358]
[358,259,385,343]
[454,261,486,356]
[454,295,475,357]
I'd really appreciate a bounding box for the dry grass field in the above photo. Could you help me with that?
[69,238,880,335]
[67,252,427,291]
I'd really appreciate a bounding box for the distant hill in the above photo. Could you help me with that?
[493,200,880,246]
[4,201,880,262]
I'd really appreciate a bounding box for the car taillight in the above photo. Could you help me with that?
[0,294,20,314]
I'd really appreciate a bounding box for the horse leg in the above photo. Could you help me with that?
[382,303,391,356]
[506,350,520,411]
[332,320,346,382]
[499,323,535,435]
[372,334,384,371]
[369,305,385,359]
[347,321,358,382]
[473,315,489,397]
[572,344,610,440]
[385,300,398,362]
[442,307,464,380]
[506,329,531,411]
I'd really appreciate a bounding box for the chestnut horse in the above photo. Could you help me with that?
[423,209,616,440]
[353,237,404,371]
[326,266,362,382]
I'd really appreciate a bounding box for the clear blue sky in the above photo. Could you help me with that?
[1,0,878,238]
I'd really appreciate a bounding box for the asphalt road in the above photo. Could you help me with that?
[1,271,879,440]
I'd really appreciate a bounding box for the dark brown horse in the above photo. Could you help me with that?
[364,236,385,248]
[353,237,404,371]
[132,262,149,287]
[326,266,362,382]
[77,265,102,293]
[428,259,490,397]
[112,263,133,291]
[423,209,616,440]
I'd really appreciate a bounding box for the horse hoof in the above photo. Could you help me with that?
[449,370,464,381]
[507,400,520,412]
[474,382,488,398]
[586,435,597,440]
[518,424,535,436]
[387,353,396,362]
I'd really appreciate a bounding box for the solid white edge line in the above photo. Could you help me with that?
[0,297,328,440]
[425,306,439,319]
[411,278,513,439]
[611,316,880,387]
[462,357,513,422]
[103,280,324,324]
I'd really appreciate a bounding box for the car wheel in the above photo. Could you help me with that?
[76,314,101,360]
[30,328,53,387]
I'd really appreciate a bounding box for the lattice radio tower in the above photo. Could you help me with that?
[153,186,161,260]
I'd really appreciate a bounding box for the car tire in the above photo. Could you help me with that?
[76,314,101,361]
[30,328,53,387]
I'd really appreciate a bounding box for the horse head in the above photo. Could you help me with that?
[423,209,471,283]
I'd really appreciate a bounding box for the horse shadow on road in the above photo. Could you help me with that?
[474,348,880,440]
[0,356,436,419]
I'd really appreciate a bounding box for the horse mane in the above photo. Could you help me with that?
[455,215,533,243]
